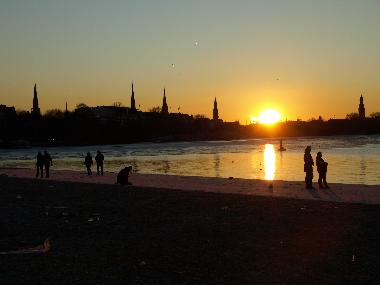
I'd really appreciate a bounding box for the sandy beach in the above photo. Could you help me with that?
[2,167,380,205]
[0,173,380,284]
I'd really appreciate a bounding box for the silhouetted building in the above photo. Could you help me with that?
[91,106,129,123]
[31,83,41,116]
[130,82,137,113]
[0,104,16,121]
[161,88,169,115]
[213,97,219,120]
[358,95,365,119]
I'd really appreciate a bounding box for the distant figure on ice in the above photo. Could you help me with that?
[304,146,314,189]
[84,152,93,175]
[43,150,53,178]
[95,150,104,176]
[316,152,329,189]
[36,151,44,178]
[117,166,132,185]
[279,139,286,151]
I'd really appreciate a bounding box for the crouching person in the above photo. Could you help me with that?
[117,166,132,185]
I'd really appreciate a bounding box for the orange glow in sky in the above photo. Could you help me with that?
[1,1,380,122]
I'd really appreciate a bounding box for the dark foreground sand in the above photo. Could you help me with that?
[1,176,380,284]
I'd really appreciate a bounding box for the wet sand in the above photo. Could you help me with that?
[2,168,380,204]
[1,174,380,284]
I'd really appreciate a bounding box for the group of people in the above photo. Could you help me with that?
[84,150,105,176]
[35,150,53,178]
[304,146,329,189]
[35,145,329,188]
[35,150,132,185]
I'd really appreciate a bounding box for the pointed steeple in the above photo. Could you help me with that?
[161,87,168,115]
[130,82,136,112]
[213,97,219,120]
[32,83,41,116]
[358,94,365,119]
[64,102,68,117]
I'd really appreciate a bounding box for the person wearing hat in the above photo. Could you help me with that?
[304,146,314,189]
[316,152,329,189]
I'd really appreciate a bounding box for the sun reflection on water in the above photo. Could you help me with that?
[264,144,276,180]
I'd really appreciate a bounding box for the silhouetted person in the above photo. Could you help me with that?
[84,152,93,175]
[316,152,329,189]
[304,146,314,189]
[279,139,286,151]
[117,166,132,185]
[43,150,53,178]
[36,152,44,178]
[95,150,104,176]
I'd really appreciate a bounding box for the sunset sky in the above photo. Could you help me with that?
[1,0,380,122]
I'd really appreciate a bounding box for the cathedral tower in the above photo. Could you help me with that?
[213,97,219,120]
[31,83,41,116]
[161,88,169,115]
[130,82,136,113]
[358,95,365,119]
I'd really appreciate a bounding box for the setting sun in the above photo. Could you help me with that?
[259,109,281,125]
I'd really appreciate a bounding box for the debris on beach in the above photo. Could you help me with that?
[88,213,101,223]
[0,239,50,255]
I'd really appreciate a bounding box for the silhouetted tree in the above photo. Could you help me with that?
[149,106,161,113]
[45,109,64,118]
[16,109,28,116]
[74,103,93,119]
[113,102,124,107]
[76,103,89,109]
[346,112,359,120]
[194,114,207,119]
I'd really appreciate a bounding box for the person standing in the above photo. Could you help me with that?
[36,151,44,178]
[95,150,104,176]
[43,150,53,178]
[316,152,329,189]
[84,152,93,175]
[304,146,314,189]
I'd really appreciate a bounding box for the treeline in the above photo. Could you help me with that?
[1,107,380,147]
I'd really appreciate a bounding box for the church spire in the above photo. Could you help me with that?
[358,94,365,119]
[161,87,169,115]
[213,97,219,120]
[130,82,136,113]
[31,83,41,116]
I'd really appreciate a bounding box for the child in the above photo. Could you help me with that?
[316,152,329,189]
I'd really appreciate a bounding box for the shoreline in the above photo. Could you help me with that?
[1,167,380,205]
[1,174,380,284]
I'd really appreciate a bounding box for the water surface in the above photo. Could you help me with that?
[1,135,380,185]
